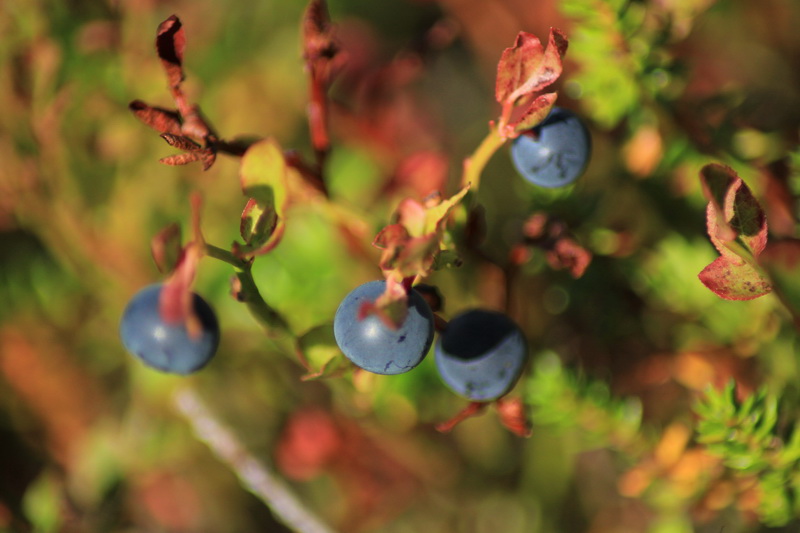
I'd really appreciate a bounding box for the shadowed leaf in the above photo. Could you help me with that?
[129,100,182,135]
[508,92,558,135]
[156,15,185,88]
[151,223,182,274]
[700,163,768,259]
[161,133,201,151]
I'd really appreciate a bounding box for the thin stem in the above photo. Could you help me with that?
[236,268,291,333]
[204,243,291,333]
[460,123,507,192]
[204,243,249,269]
[174,389,336,533]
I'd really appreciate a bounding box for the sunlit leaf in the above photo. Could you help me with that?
[234,138,289,258]
[495,28,568,106]
[698,256,771,301]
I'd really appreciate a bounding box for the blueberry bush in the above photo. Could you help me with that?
[2,0,800,532]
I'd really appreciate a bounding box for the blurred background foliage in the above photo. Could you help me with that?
[1,0,800,532]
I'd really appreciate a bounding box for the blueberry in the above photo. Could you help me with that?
[510,106,591,188]
[333,281,435,375]
[120,284,220,374]
[435,310,527,401]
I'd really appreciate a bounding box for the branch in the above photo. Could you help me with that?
[174,389,337,533]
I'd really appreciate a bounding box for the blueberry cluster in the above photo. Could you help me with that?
[119,284,220,374]
[333,281,528,401]
[511,106,591,188]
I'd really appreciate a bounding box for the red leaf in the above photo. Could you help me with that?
[373,223,410,249]
[303,0,341,155]
[700,163,768,260]
[159,152,203,166]
[494,397,532,438]
[699,164,771,300]
[495,28,568,107]
[129,100,182,136]
[546,237,593,278]
[161,133,201,151]
[151,223,182,274]
[506,92,558,136]
[159,242,202,336]
[698,256,771,301]
[156,15,185,88]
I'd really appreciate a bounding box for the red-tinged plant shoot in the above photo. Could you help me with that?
[461,28,568,191]
[698,163,771,300]
[233,138,290,259]
[495,28,568,139]
[368,186,469,328]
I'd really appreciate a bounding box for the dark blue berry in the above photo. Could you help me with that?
[435,309,527,401]
[120,284,220,374]
[333,281,434,375]
[510,106,591,188]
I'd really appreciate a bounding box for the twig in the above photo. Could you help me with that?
[173,389,337,533]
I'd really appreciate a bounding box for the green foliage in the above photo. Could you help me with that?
[694,383,800,526]
[527,352,643,452]
[2,0,800,531]
[559,0,644,128]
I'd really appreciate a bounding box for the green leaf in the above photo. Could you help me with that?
[23,472,62,533]
[235,138,289,258]
[297,324,350,381]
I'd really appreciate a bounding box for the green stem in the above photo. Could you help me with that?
[204,243,291,334]
[460,123,507,192]
[204,243,249,269]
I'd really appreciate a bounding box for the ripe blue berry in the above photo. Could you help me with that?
[333,281,434,375]
[510,106,591,188]
[435,310,527,401]
[120,284,220,374]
